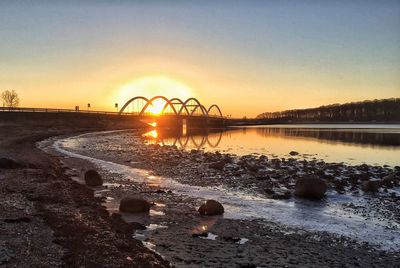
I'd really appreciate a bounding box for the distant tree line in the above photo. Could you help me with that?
[256,98,400,122]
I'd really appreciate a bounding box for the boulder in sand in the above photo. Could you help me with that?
[198,200,224,216]
[119,197,151,213]
[84,170,103,186]
[294,176,327,200]
[381,174,396,188]
[362,179,380,193]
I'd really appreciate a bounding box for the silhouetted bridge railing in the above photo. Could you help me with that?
[0,107,119,115]
[0,106,220,117]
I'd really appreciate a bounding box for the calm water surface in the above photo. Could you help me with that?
[144,124,400,167]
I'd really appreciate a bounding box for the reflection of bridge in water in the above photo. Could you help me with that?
[143,128,224,150]
[143,126,400,152]
[119,96,226,129]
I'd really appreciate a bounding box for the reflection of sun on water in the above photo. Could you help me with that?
[192,217,217,234]
[143,130,158,139]
[147,175,162,187]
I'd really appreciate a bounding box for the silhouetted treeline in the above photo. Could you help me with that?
[256,98,400,122]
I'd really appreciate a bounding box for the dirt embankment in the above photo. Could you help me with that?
[0,113,167,267]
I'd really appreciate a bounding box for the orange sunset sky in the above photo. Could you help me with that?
[1,1,399,117]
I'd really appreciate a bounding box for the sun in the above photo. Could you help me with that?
[116,75,193,110]
[147,98,165,115]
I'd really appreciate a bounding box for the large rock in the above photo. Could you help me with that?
[119,197,151,213]
[0,158,23,169]
[381,174,396,188]
[209,161,225,170]
[362,179,380,193]
[294,176,327,200]
[84,170,103,186]
[198,200,224,216]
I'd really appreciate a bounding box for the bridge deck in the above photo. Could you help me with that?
[0,107,225,119]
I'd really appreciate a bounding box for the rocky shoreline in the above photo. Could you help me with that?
[62,130,400,218]
[44,129,400,267]
[0,121,169,267]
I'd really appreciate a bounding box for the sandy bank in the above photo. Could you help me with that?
[0,115,167,267]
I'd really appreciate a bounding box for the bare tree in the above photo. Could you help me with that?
[1,90,20,107]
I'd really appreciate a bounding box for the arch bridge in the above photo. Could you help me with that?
[119,96,226,128]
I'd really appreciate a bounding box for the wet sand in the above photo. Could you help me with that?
[40,129,400,267]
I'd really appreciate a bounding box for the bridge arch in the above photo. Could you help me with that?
[207,104,223,118]
[189,104,208,116]
[118,96,149,115]
[139,96,178,116]
[179,98,208,116]
[161,98,190,116]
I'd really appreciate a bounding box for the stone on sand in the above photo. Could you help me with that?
[362,179,380,193]
[294,176,327,200]
[84,170,103,186]
[119,197,151,213]
[198,200,224,216]
[381,174,396,188]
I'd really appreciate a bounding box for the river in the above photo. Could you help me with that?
[144,124,400,167]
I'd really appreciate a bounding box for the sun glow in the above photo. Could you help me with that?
[116,75,193,109]
[147,99,165,115]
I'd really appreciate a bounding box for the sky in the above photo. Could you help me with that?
[0,0,399,117]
